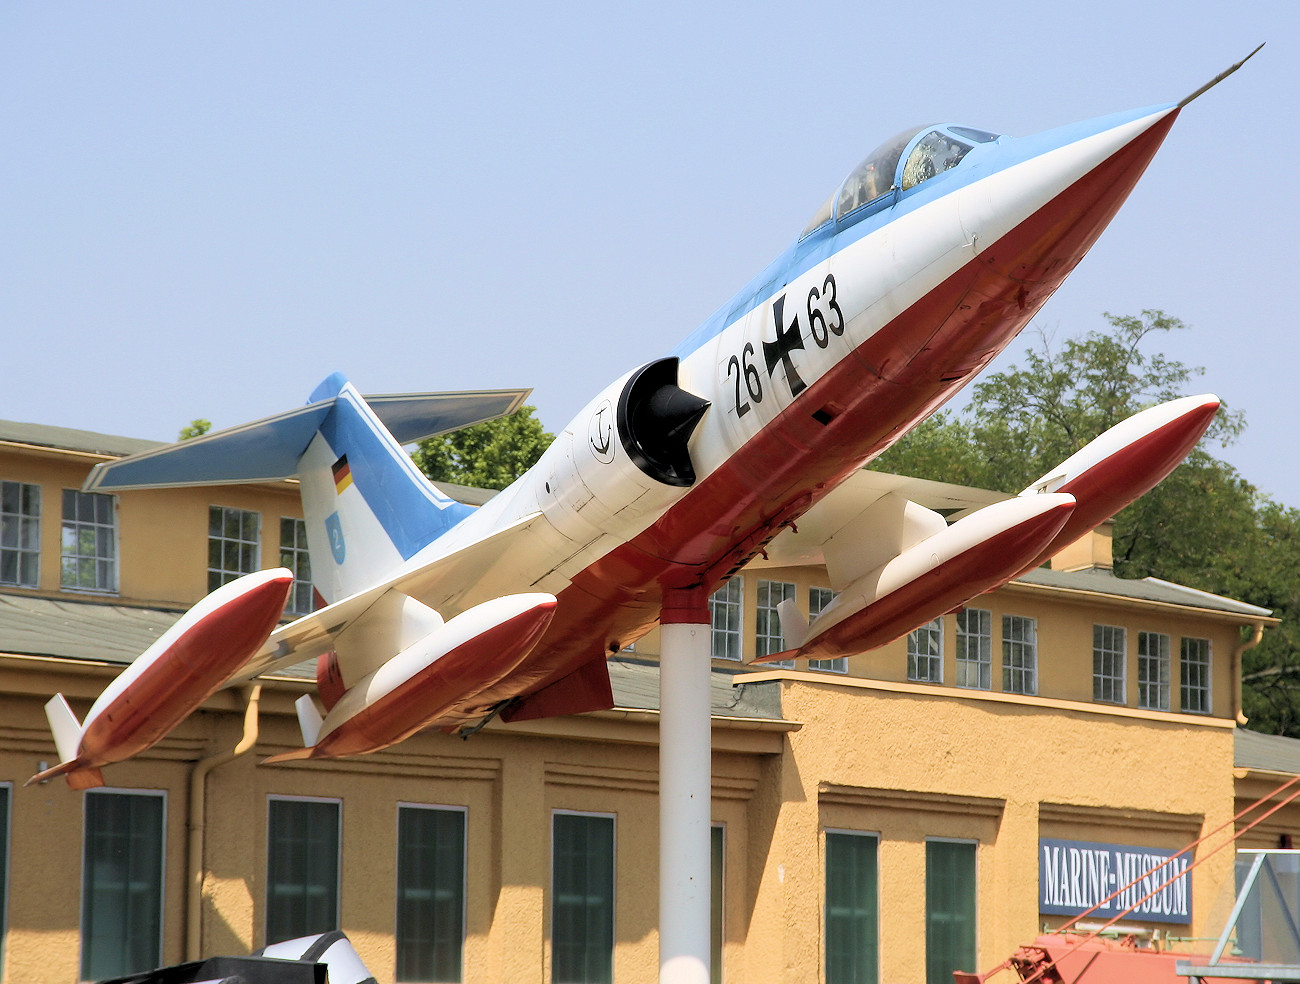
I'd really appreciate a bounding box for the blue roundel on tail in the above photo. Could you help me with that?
[326,512,346,564]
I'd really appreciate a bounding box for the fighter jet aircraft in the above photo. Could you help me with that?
[29,54,1257,788]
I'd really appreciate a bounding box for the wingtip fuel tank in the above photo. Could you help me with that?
[27,568,293,788]
[264,592,558,764]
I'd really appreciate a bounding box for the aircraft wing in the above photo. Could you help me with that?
[759,469,1010,580]
[236,510,547,682]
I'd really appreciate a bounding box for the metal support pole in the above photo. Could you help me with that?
[659,588,712,984]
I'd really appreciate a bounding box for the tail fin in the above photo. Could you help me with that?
[44,693,83,764]
[297,374,474,602]
[294,694,324,748]
[83,373,531,605]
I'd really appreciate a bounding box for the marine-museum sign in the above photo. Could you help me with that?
[1038,838,1191,925]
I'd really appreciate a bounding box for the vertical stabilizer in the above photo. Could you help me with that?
[298,374,475,603]
[44,694,83,764]
[294,694,324,748]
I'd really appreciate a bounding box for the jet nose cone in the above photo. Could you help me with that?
[964,104,1180,294]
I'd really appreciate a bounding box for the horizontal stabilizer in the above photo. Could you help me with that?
[26,760,104,789]
[83,385,531,492]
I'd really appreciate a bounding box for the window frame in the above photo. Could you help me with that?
[1138,631,1172,711]
[709,576,743,661]
[395,802,467,984]
[755,579,796,667]
[824,827,880,984]
[80,787,167,982]
[265,794,342,947]
[1180,636,1213,714]
[907,618,944,684]
[807,587,847,674]
[61,489,119,594]
[955,608,992,690]
[0,480,41,588]
[209,505,262,593]
[550,809,616,984]
[280,516,314,616]
[1092,624,1127,705]
[1001,615,1038,696]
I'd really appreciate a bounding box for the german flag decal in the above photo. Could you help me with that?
[332,455,353,495]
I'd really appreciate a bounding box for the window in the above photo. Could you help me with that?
[808,587,847,673]
[280,517,314,616]
[926,840,977,984]
[711,824,724,984]
[1138,631,1171,711]
[397,805,466,983]
[1181,637,1212,714]
[0,783,9,974]
[1093,625,1126,704]
[709,577,743,661]
[209,505,261,592]
[825,830,879,984]
[955,608,991,690]
[0,480,40,587]
[756,579,795,666]
[1002,615,1037,695]
[81,790,165,981]
[907,618,944,683]
[266,797,340,946]
[62,490,118,592]
[552,812,614,984]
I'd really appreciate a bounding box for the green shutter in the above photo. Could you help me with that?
[711,825,724,984]
[825,831,879,984]
[925,840,977,983]
[266,798,340,945]
[396,806,466,982]
[81,791,165,981]
[0,785,8,974]
[552,813,614,984]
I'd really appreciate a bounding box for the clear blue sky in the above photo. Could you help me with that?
[3,3,1296,506]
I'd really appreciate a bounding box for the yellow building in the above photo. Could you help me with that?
[0,417,1286,984]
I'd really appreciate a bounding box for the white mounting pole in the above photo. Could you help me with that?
[659,588,712,984]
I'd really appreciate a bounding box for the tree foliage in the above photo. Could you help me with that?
[873,310,1300,735]
[178,418,211,440]
[411,405,553,491]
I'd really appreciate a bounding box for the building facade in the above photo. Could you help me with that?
[0,418,1286,983]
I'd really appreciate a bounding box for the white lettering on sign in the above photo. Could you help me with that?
[1038,838,1191,924]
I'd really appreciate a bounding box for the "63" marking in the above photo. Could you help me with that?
[726,273,844,418]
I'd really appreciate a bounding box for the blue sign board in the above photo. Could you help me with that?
[1039,838,1191,925]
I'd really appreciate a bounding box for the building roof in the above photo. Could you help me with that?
[0,594,788,723]
[0,592,181,665]
[1235,728,1300,776]
[1017,565,1275,619]
[605,656,786,721]
[0,418,164,458]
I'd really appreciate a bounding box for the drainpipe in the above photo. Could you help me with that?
[187,684,262,960]
[1233,623,1265,726]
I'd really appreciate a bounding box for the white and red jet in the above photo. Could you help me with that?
[32,58,1254,787]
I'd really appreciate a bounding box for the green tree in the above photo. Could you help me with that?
[178,419,211,440]
[872,310,1300,735]
[411,405,553,491]
[876,310,1244,493]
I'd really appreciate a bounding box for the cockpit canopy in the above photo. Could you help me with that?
[802,124,1000,238]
